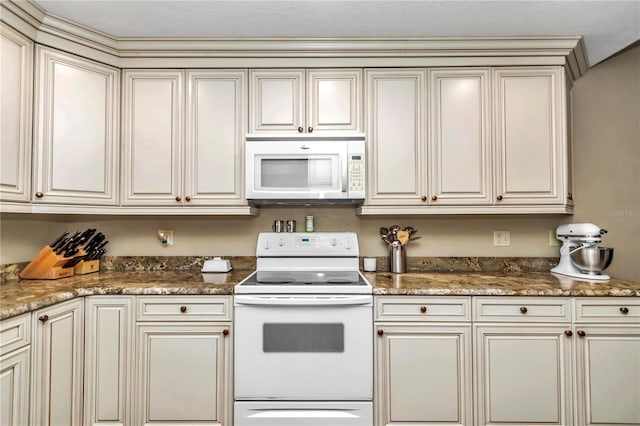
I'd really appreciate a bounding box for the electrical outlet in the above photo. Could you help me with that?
[157,230,174,246]
[549,230,560,246]
[493,230,511,247]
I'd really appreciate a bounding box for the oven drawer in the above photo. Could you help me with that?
[375,296,471,322]
[136,296,232,321]
[234,401,373,426]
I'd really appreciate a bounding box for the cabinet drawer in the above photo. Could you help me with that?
[136,296,232,321]
[474,297,571,322]
[575,297,640,323]
[375,296,471,322]
[0,313,30,356]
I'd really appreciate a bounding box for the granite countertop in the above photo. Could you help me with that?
[1,270,639,320]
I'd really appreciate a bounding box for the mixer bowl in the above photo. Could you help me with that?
[570,247,614,274]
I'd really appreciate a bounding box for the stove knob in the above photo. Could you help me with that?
[278,238,285,247]
[345,241,353,250]
[330,238,338,247]
[263,241,272,250]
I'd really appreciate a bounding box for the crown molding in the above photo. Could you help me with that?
[1,0,588,79]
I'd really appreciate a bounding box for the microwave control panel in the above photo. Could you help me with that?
[348,155,365,193]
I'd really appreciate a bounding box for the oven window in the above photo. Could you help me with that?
[263,323,344,353]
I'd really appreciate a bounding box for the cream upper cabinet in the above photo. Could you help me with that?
[185,70,247,205]
[122,70,184,206]
[0,25,33,203]
[33,46,120,205]
[31,298,84,426]
[573,298,640,425]
[249,68,361,133]
[493,66,568,205]
[429,68,492,205]
[123,69,247,207]
[365,69,426,205]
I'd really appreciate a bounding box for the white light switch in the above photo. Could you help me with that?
[493,230,511,247]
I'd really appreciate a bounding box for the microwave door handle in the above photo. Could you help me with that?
[342,154,348,193]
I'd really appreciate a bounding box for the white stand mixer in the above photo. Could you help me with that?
[551,223,613,280]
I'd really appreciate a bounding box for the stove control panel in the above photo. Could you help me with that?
[257,232,359,256]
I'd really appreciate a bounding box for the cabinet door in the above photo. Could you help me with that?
[375,324,472,426]
[493,67,566,205]
[122,70,184,205]
[249,69,304,133]
[429,68,491,205]
[84,296,134,426]
[574,325,640,425]
[0,25,33,202]
[33,46,120,205]
[366,69,426,205]
[185,70,247,205]
[307,69,362,132]
[0,346,30,426]
[474,324,573,425]
[32,299,84,426]
[135,323,231,426]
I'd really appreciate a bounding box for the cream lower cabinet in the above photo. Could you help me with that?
[474,297,574,426]
[375,296,472,426]
[0,313,31,426]
[134,296,233,426]
[84,296,135,426]
[573,298,640,425]
[31,298,85,426]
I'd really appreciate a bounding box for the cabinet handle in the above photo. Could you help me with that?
[564,330,573,337]
[377,329,384,336]
[519,306,528,314]
[421,196,427,202]
[35,192,44,198]
[175,196,182,202]
[568,193,573,201]
[180,305,187,313]
[297,126,304,133]
[620,307,629,314]
[497,195,504,201]
[420,306,427,313]
[431,195,437,201]
[38,315,49,322]
[308,126,313,133]
[223,329,229,336]
[577,330,586,337]
[185,196,191,202]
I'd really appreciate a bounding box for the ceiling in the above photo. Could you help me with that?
[33,0,640,66]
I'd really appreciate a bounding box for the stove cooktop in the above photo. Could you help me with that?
[235,271,372,295]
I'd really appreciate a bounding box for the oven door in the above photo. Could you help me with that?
[234,294,373,400]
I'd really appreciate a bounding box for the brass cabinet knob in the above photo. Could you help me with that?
[175,196,182,202]
[308,126,313,133]
[223,329,229,336]
[420,306,427,313]
[185,196,191,202]
[519,306,528,314]
[39,315,49,322]
[180,306,187,313]
[497,195,504,201]
[377,329,384,336]
[35,192,44,198]
[431,195,437,201]
[421,196,427,202]
[577,330,586,337]
[620,307,629,314]
[564,330,573,337]
[297,126,304,133]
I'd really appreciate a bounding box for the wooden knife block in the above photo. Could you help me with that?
[74,260,99,275]
[19,246,77,280]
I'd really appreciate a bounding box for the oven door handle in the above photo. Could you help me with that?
[234,295,372,307]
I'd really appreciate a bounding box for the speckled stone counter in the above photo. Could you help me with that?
[0,270,252,320]
[1,270,639,320]
[364,271,640,297]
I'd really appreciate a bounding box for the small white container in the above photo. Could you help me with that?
[363,258,377,272]
[201,257,232,273]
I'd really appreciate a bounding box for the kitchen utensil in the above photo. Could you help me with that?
[551,223,613,280]
[570,246,614,274]
[50,231,69,249]
[389,240,406,273]
[389,225,401,235]
[396,230,409,245]
[379,227,389,237]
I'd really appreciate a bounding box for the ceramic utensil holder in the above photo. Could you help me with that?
[389,243,406,273]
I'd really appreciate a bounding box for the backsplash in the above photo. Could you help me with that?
[1,256,558,282]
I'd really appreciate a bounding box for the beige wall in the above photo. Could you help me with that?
[570,45,640,281]
[2,46,639,281]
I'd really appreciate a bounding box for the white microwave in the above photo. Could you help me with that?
[245,134,365,205]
